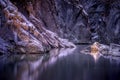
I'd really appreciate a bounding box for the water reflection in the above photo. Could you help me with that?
[90,52,101,61]
[0,46,120,80]
[48,48,76,65]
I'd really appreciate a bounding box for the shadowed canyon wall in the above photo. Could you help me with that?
[0,0,120,53]
[17,0,119,44]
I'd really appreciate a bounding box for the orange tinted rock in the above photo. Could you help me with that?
[90,42,100,53]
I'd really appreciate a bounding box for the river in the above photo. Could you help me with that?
[0,45,120,80]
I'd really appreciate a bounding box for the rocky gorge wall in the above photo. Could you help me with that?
[17,0,119,44]
[0,0,120,53]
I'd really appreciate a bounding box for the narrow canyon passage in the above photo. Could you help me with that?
[0,0,120,80]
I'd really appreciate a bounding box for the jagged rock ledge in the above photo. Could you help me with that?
[0,0,75,54]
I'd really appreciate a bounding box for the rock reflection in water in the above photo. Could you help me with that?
[0,47,76,80]
[39,52,120,80]
[48,48,76,64]
[0,46,120,80]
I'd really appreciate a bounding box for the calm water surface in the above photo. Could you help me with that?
[0,45,120,80]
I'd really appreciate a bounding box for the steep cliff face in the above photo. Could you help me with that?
[0,0,120,53]
[85,0,120,44]
[19,0,119,44]
[0,0,75,53]
[7,0,91,44]
[33,0,91,43]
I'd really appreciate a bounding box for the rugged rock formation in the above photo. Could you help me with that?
[0,0,75,53]
[19,0,119,44]
[0,0,120,53]
[33,0,91,43]
[0,37,12,54]
[81,42,120,59]
[85,0,120,44]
